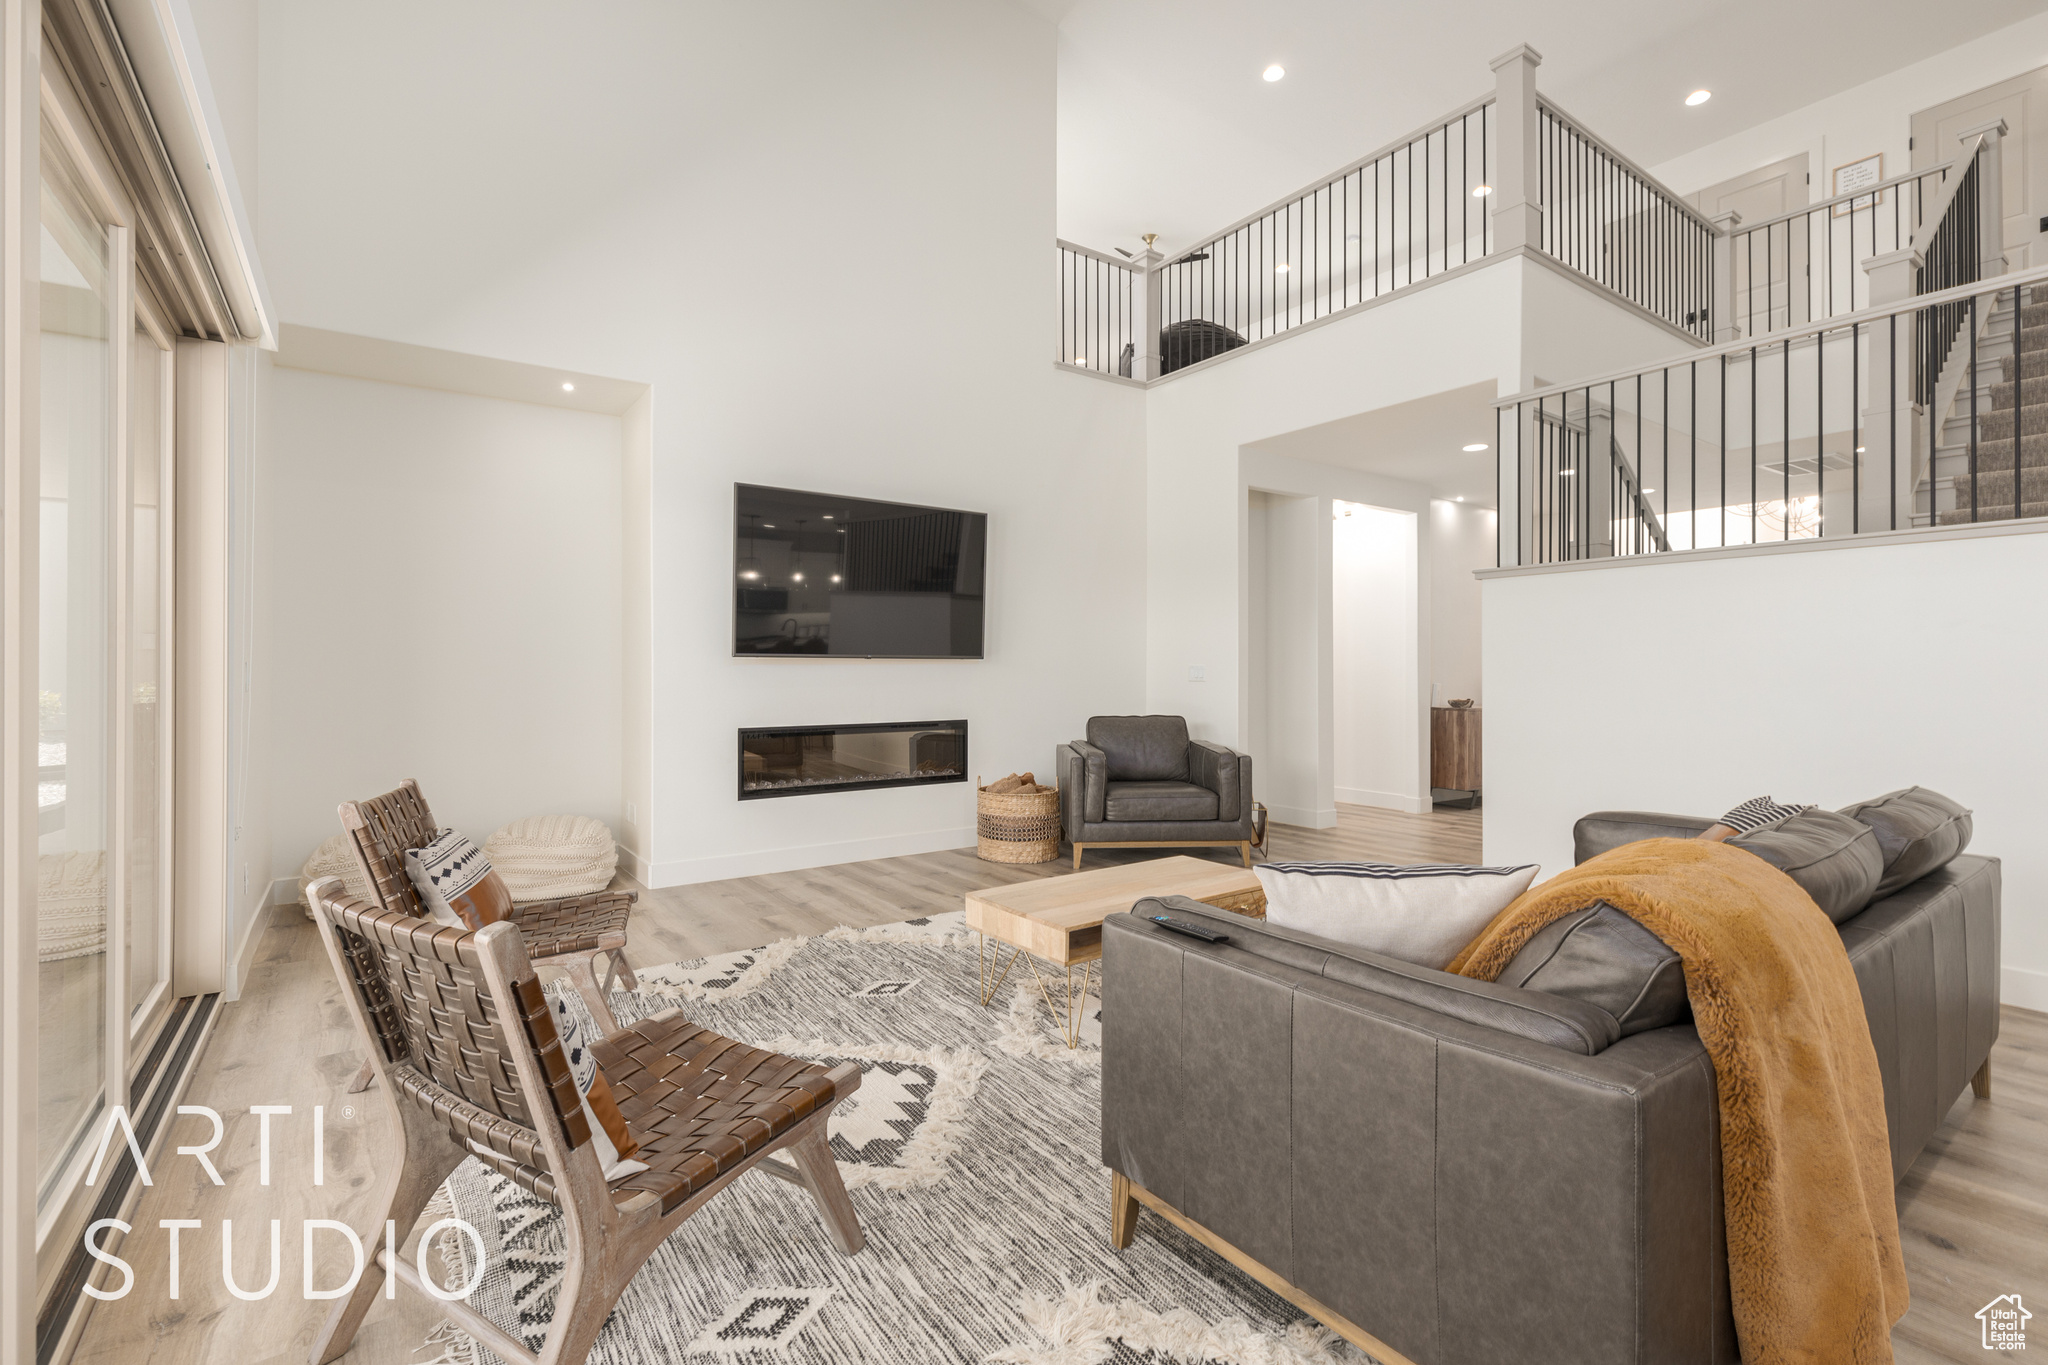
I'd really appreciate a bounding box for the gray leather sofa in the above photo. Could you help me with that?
[1101,810,1999,1365]
[1056,715,1255,869]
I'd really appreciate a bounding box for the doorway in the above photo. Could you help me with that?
[1332,501,1423,812]
[1913,66,2048,271]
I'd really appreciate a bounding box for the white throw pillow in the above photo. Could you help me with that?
[1254,861,1542,969]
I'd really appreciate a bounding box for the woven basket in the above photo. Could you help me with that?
[976,782,1062,864]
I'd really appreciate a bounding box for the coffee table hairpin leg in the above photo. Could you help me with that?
[975,932,1095,1048]
[1023,954,1097,1050]
[977,932,1021,1007]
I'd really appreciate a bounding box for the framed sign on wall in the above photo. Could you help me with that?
[1831,153,1885,215]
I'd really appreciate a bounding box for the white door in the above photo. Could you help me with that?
[1913,67,2048,272]
[1689,153,1811,335]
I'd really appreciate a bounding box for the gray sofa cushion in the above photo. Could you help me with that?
[1573,811,1717,863]
[1499,901,1690,1038]
[1131,896,1622,1055]
[1838,786,1973,896]
[1729,809,1883,924]
[1087,715,1191,782]
[1104,780,1218,823]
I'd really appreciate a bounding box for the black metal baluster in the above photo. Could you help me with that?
[1970,292,1979,522]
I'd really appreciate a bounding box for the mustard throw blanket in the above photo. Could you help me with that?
[1446,838,1907,1364]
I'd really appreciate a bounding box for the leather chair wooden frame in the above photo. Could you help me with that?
[339,780,638,1092]
[307,876,864,1365]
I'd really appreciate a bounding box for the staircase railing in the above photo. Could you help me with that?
[1493,262,2048,567]
[1526,398,1671,561]
[1056,240,1137,379]
[1534,98,1717,339]
[1913,150,1984,407]
[1149,95,1495,375]
[1726,161,1955,338]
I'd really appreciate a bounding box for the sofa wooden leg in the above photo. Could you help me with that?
[1073,844,1085,871]
[1239,842,1252,868]
[1110,1171,1140,1249]
[346,1059,375,1094]
[1973,1058,1991,1099]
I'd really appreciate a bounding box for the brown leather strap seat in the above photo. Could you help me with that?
[509,890,634,958]
[593,1007,839,1213]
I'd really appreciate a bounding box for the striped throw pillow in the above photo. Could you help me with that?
[1706,796,1814,838]
[1254,861,1541,969]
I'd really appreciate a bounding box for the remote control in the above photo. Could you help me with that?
[1150,915,1229,943]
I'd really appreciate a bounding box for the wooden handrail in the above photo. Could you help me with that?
[1728,159,1958,239]
[1493,255,2048,409]
[1909,134,1987,254]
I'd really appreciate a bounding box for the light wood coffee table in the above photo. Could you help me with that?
[964,855,1265,1046]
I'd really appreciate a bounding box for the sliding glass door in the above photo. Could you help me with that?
[35,128,178,1219]
[36,150,113,1208]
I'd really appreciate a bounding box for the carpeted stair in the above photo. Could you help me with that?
[1931,287,2048,525]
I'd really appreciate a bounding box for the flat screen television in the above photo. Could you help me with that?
[733,484,986,658]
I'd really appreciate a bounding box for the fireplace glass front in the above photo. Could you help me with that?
[738,720,968,799]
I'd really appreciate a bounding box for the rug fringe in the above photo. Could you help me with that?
[987,1281,1363,1365]
[411,1180,484,1365]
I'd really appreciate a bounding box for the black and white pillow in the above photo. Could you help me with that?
[1254,861,1541,969]
[1712,796,1815,836]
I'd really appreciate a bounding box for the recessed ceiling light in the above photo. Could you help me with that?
[1263,64,1285,82]
[1462,442,1488,452]
[792,572,804,582]
[561,381,575,391]
[830,573,842,583]
[1472,184,1492,198]
[1455,496,1464,502]
[822,514,834,520]
[1686,89,1711,107]
[1643,487,1657,494]
[1275,262,1291,274]
[763,523,775,529]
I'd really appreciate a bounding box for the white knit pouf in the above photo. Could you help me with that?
[485,814,618,902]
[299,833,377,919]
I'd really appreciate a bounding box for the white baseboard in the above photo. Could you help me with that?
[1335,787,1429,815]
[226,898,280,1002]
[1265,803,1339,830]
[645,825,978,889]
[615,841,649,885]
[2003,964,2048,1015]
[266,875,300,908]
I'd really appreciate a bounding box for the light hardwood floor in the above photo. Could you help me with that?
[60,805,2042,1365]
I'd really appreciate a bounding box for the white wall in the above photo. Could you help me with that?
[1649,10,2048,222]
[1429,499,1492,708]
[1481,526,2048,1013]
[262,368,625,877]
[1333,503,1420,811]
[1246,491,1324,827]
[1147,252,1695,754]
[251,0,1150,886]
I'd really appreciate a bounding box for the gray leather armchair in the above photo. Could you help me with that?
[1101,810,2000,1365]
[1056,715,1255,869]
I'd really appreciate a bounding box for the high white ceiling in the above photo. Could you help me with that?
[1051,0,2048,257]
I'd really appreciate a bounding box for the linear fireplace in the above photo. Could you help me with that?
[738,720,968,800]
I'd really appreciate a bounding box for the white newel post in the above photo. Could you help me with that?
[1709,211,1741,342]
[1488,44,1543,254]
[1862,247,1926,529]
[1131,244,1164,381]
[1958,119,2008,280]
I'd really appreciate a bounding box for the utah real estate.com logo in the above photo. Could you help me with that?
[1979,1295,2030,1352]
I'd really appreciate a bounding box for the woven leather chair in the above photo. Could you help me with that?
[338,780,636,1093]
[306,876,864,1365]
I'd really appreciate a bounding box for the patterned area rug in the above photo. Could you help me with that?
[428,912,1375,1365]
